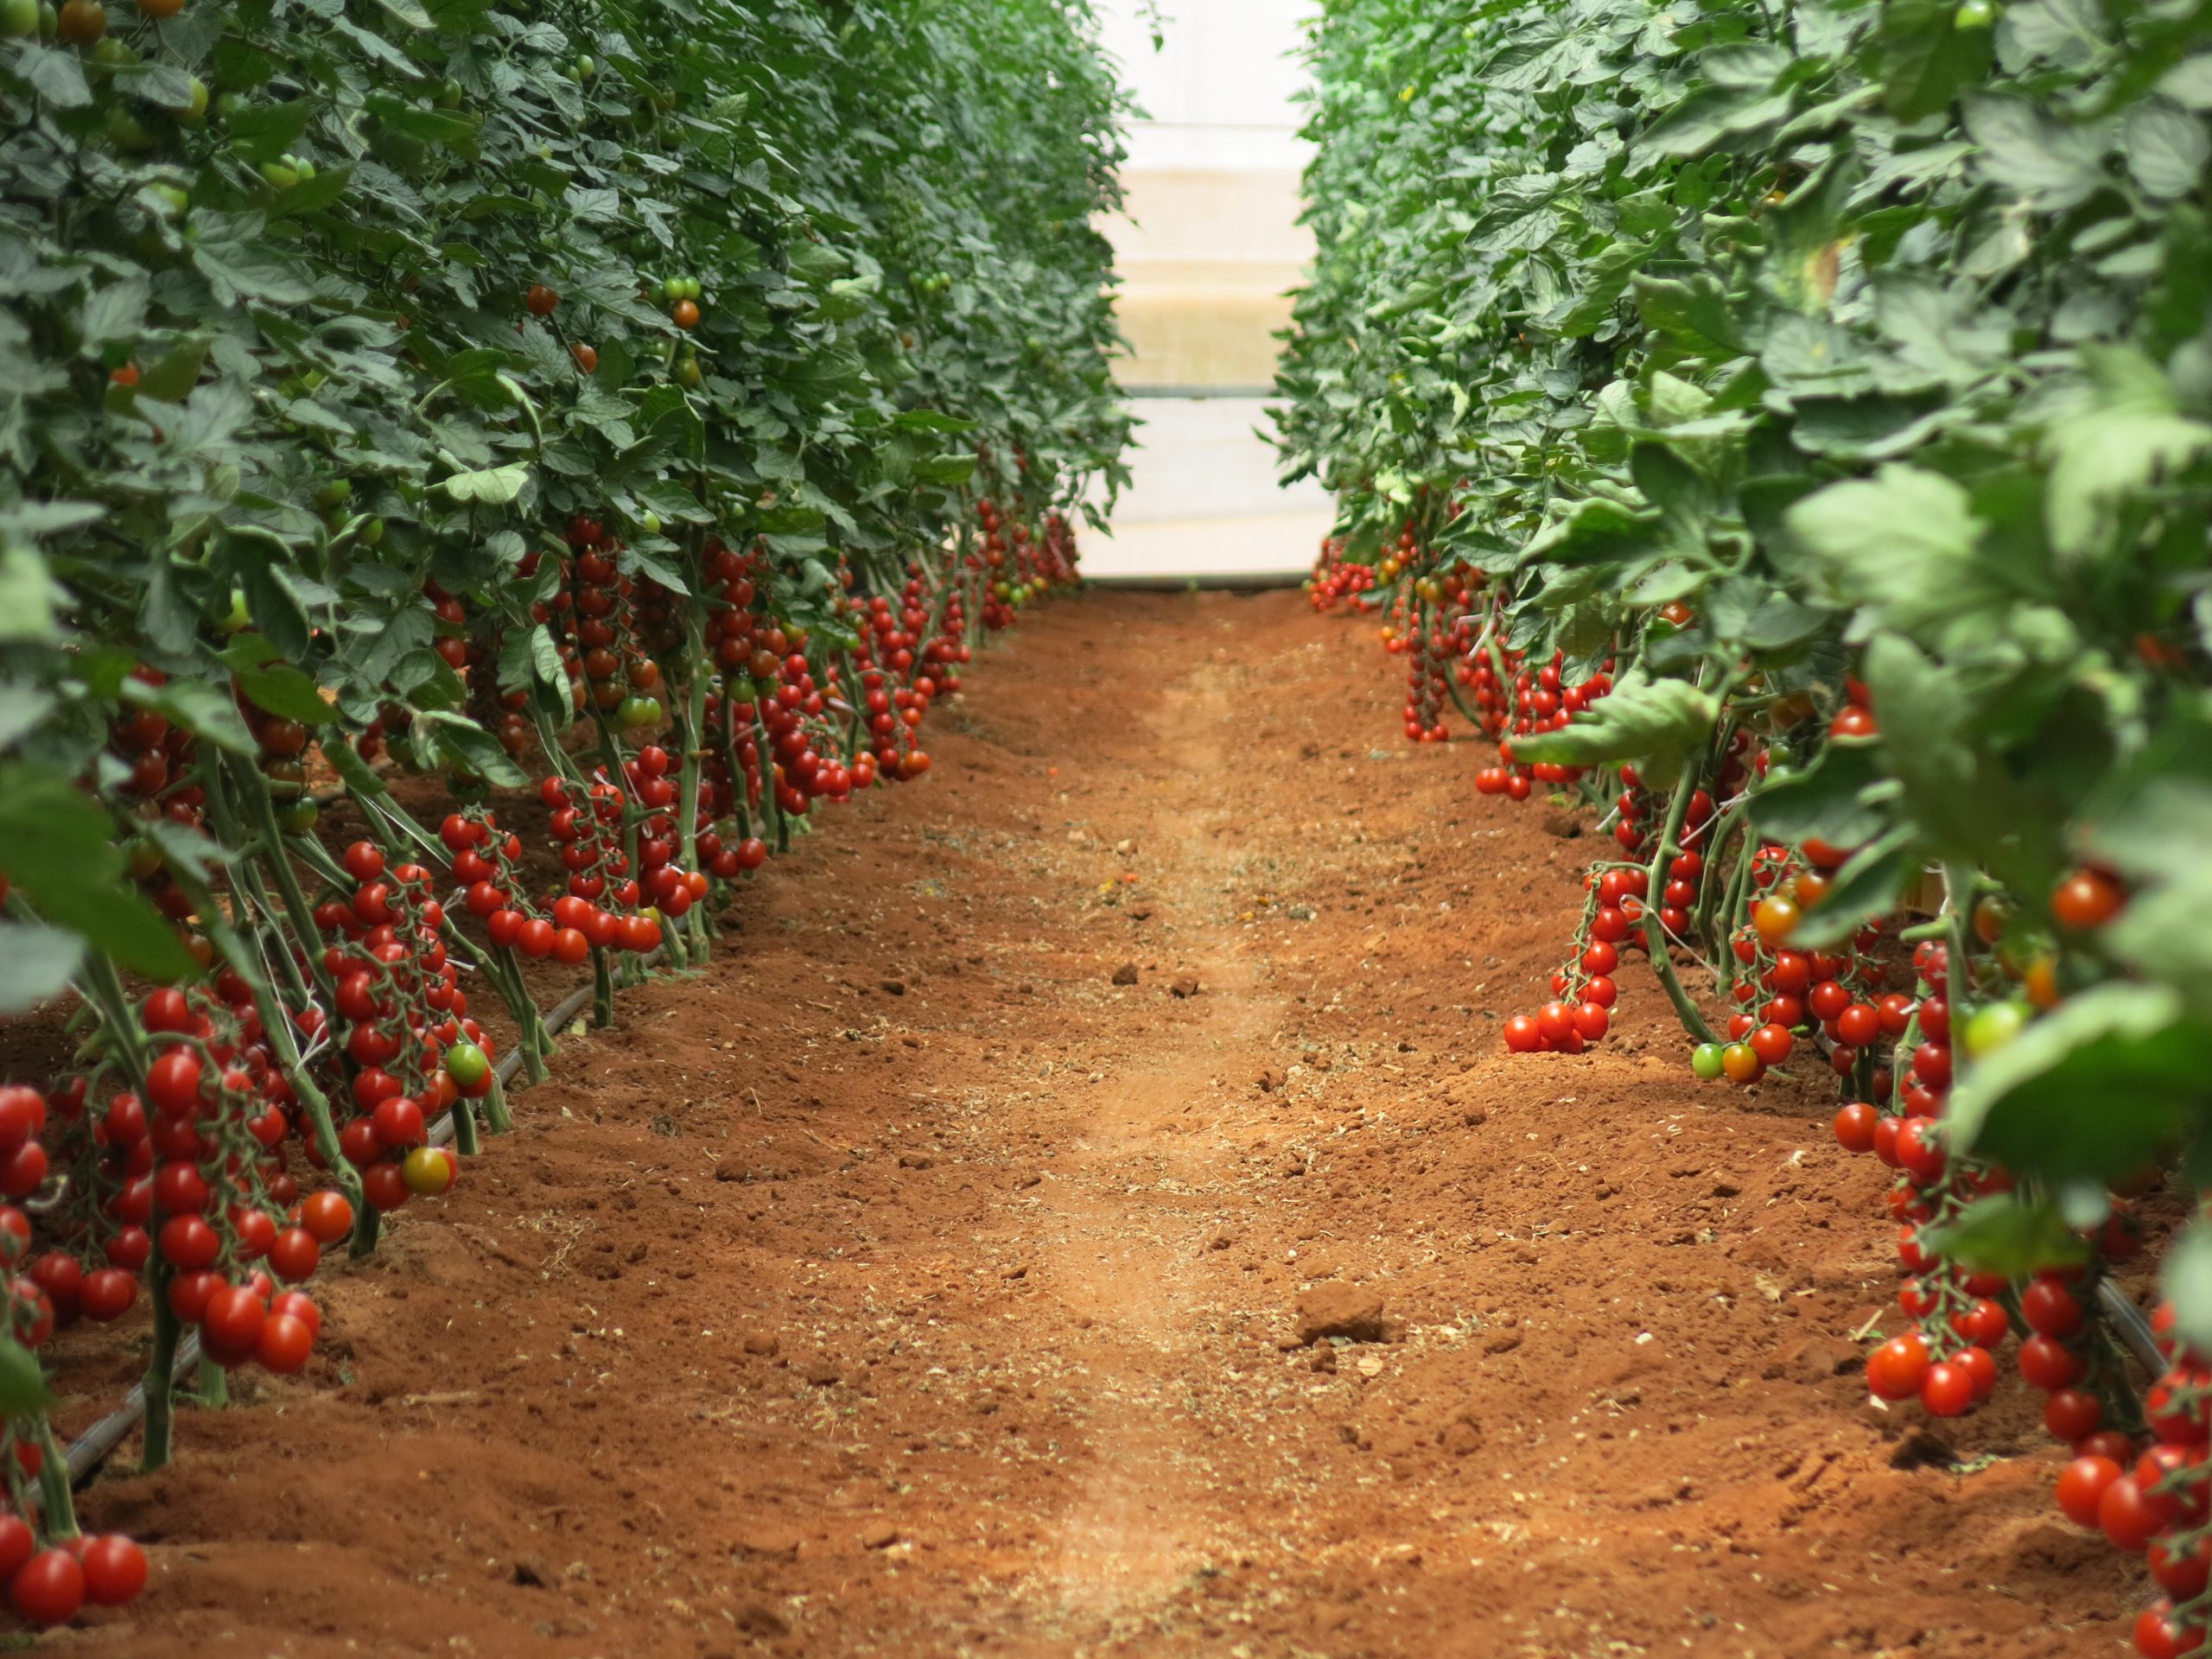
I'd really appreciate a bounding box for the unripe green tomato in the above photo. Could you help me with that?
[293,156,315,181]
[575,53,594,76]
[149,181,189,213]
[105,108,155,153]
[445,1041,490,1089]
[677,358,702,388]
[1963,998,2031,1060]
[276,798,321,834]
[219,588,250,632]
[260,160,300,190]
[1954,0,1997,24]
[1,0,40,36]
[216,91,246,121]
[1690,1042,1726,1081]
[180,76,207,120]
[639,510,662,534]
[616,695,653,728]
[662,275,683,302]
[359,515,385,545]
[435,77,462,108]
[313,477,352,509]
[38,0,56,38]
[91,35,133,66]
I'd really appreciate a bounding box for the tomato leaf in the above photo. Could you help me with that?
[1923,1193,2093,1275]
[1947,983,2207,1181]
[0,921,85,1015]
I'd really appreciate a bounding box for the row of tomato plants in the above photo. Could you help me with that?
[0,0,1130,1628]
[1278,0,2212,1646]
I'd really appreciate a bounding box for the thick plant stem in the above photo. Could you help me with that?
[74,952,181,1473]
[592,944,613,1028]
[676,604,711,962]
[33,1419,74,1535]
[1643,770,1719,1046]
[197,1356,228,1408]
[482,1072,514,1135]
[232,758,339,1007]
[142,1268,180,1472]
[451,1092,480,1156]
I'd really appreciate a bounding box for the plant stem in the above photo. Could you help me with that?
[1643,768,1719,1045]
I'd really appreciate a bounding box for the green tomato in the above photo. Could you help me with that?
[1689,1042,1726,1081]
[617,695,654,728]
[37,0,55,39]
[219,588,250,632]
[676,357,702,389]
[105,108,155,153]
[359,515,385,546]
[1963,998,2032,1060]
[276,798,321,834]
[445,1040,490,1089]
[91,36,134,67]
[260,160,300,191]
[0,0,39,37]
[639,510,662,535]
[180,77,207,121]
[575,54,595,77]
[1954,0,1998,23]
[216,91,247,123]
[435,77,463,109]
[313,477,352,510]
[149,182,189,214]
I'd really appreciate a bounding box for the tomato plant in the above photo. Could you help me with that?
[1276,0,2212,1643]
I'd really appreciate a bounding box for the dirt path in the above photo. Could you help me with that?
[70,592,2139,1658]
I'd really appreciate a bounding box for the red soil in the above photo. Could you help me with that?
[48,590,2147,1656]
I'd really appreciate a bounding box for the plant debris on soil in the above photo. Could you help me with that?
[57,591,2145,1657]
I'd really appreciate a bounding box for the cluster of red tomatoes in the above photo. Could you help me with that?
[971,495,1069,627]
[2057,1317,2211,1657]
[316,842,475,1211]
[562,516,666,731]
[109,990,338,1370]
[1304,535,1378,613]
[1472,649,1616,793]
[0,1518,147,1628]
[520,779,664,956]
[110,672,209,933]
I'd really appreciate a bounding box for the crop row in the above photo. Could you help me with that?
[0,0,1131,1629]
[1274,0,2212,1647]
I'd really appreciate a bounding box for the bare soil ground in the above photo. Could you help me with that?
[55,590,2144,1657]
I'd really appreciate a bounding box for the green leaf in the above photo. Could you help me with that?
[1947,982,2207,1181]
[2163,1223,2212,1363]
[2044,346,2212,563]
[14,44,90,109]
[0,763,193,982]
[0,921,84,1014]
[417,710,529,787]
[1962,93,2111,211]
[0,545,61,643]
[223,99,314,160]
[440,464,531,505]
[1510,669,1717,770]
[235,664,334,726]
[1784,464,2013,641]
[1782,825,1916,948]
[1880,0,1996,121]
[322,737,388,798]
[1749,745,1887,846]
[121,676,255,755]
[1923,1193,2094,1275]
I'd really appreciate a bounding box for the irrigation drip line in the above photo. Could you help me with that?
[63,955,642,1486]
[2098,1280,2166,1376]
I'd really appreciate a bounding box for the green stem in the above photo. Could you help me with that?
[676,603,711,962]
[482,1071,514,1135]
[591,944,613,1028]
[196,1354,228,1408]
[1643,769,1719,1046]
